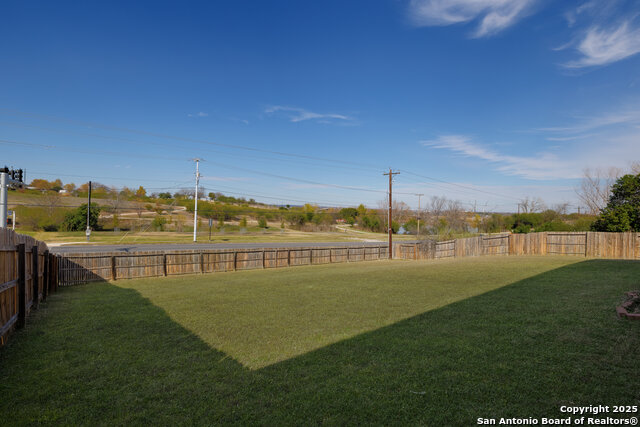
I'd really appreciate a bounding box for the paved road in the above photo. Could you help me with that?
[50,241,417,254]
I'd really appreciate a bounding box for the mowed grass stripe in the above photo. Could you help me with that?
[115,257,582,368]
[1,257,638,425]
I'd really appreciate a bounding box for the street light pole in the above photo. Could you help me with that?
[86,181,92,242]
[192,159,201,242]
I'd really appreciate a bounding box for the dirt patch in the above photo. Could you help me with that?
[617,291,640,319]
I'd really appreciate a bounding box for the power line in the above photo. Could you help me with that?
[28,170,192,184]
[0,121,380,173]
[0,138,179,162]
[3,137,406,196]
[1,108,561,205]
[398,169,522,202]
[202,167,390,194]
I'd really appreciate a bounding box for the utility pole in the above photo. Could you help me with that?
[416,193,423,236]
[383,169,400,259]
[192,158,202,242]
[86,181,92,242]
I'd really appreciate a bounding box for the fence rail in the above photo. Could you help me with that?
[396,232,640,261]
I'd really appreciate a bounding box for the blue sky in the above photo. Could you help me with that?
[2,0,640,212]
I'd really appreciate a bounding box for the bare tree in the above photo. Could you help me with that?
[518,197,546,213]
[425,196,447,230]
[575,167,622,215]
[106,187,124,229]
[442,199,465,231]
[133,202,146,220]
[376,197,411,228]
[552,202,570,215]
[40,191,62,215]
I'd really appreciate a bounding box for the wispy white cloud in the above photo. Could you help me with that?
[564,20,640,68]
[265,106,354,123]
[422,135,575,180]
[424,116,640,182]
[538,108,640,134]
[564,1,597,28]
[544,134,595,142]
[407,0,538,37]
[188,112,209,118]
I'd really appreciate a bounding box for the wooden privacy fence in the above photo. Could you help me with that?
[58,232,640,286]
[57,246,390,286]
[397,232,640,261]
[0,229,58,346]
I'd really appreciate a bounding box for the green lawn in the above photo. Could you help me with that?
[1,257,639,425]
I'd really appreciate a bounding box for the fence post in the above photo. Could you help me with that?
[584,232,588,257]
[310,249,314,265]
[347,248,351,262]
[54,254,59,291]
[163,254,167,276]
[32,245,39,309]
[50,254,56,291]
[262,250,265,269]
[111,256,117,281]
[233,251,238,271]
[42,250,49,300]
[200,252,204,274]
[329,248,333,263]
[49,253,55,292]
[17,244,26,328]
[287,249,291,267]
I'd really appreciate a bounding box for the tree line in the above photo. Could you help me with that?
[13,168,640,234]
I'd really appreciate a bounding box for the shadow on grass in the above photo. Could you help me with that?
[1,260,639,425]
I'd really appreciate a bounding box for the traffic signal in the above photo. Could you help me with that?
[16,169,23,182]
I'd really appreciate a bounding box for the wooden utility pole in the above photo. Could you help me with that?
[383,169,400,259]
[416,193,423,236]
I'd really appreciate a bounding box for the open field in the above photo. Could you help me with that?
[1,257,639,424]
[19,228,418,245]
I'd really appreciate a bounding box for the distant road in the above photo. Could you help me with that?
[50,241,415,254]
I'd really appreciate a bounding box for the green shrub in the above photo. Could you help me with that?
[61,204,101,231]
[152,215,167,231]
[592,173,640,232]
